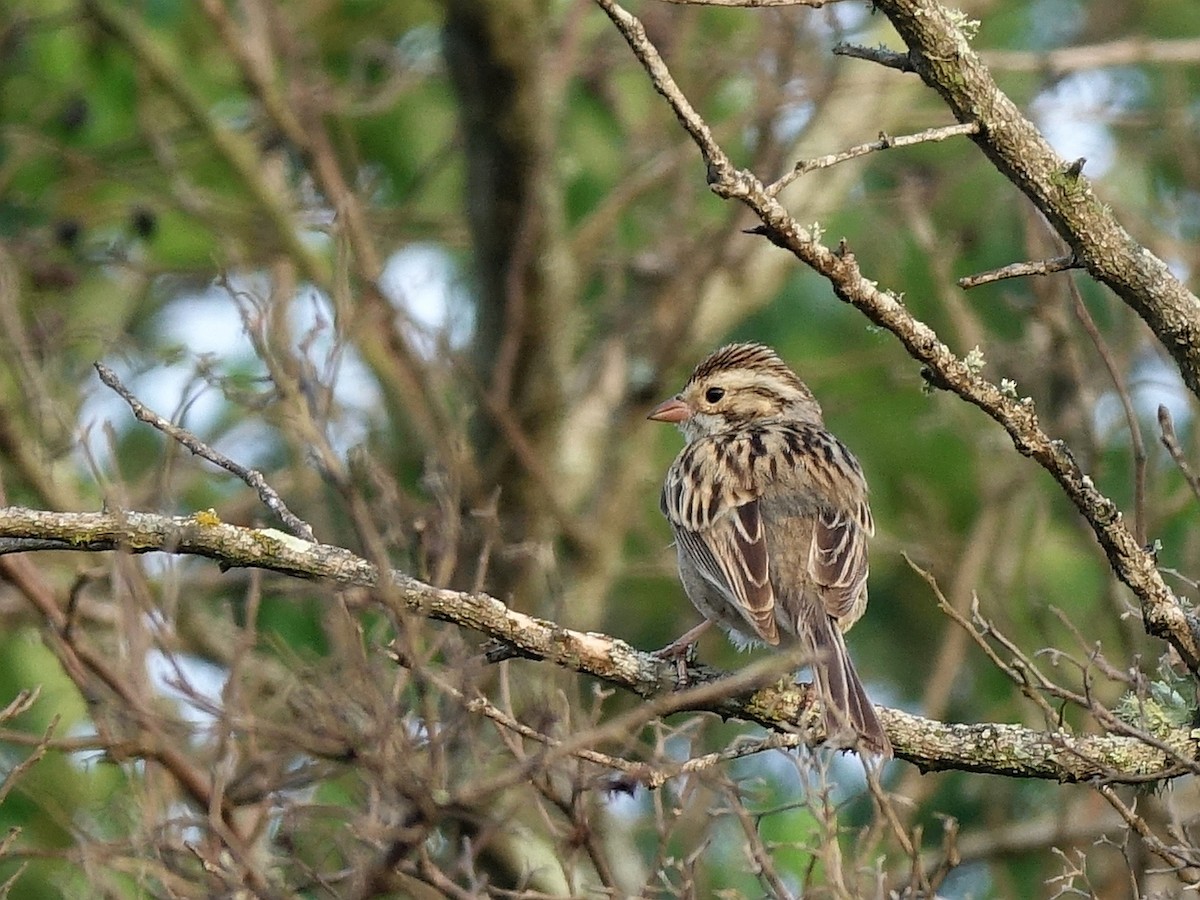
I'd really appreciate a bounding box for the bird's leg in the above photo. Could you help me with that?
[654,619,713,659]
[652,619,713,685]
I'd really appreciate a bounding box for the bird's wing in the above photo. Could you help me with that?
[795,428,873,623]
[661,438,778,644]
[809,501,871,621]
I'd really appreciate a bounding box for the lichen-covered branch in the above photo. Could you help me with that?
[0,505,1194,783]
[869,0,1200,402]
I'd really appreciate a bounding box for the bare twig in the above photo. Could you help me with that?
[910,555,1059,724]
[0,552,276,897]
[1065,276,1147,545]
[94,363,315,542]
[1158,405,1200,503]
[0,689,39,724]
[0,716,57,806]
[832,43,915,72]
[451,644,819,806]
[958,254,1079,289]
[921,803,1119,870]
[1097,784,1200,881]
[0,860,28,898]
[80,0,327,285]
[443,665,806,791]
[400,652,647,779]
[1049,606,1136,687]
[911,557,1200,781]
[474,380,595,554]
[719,780,796,900]
[769,123,979,194]
[862,763,919,875]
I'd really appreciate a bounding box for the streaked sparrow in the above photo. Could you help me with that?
[649,342,891,757]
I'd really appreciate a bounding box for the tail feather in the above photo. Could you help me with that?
[802,608,891,758]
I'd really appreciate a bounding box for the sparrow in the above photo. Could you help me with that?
[649,342,891,757]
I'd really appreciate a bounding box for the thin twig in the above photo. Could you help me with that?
[0,688,39,724]
[1065,276,1147,545]
[0,716,58,806]
[0,552,276,897]
[81,0,327,285]
[1097,784,1200,880]
[832,43,915,72]
[862,762,918,872]
[769,123,979,194]
[462,683,804,791]
[719,781,796,900]
[0,861,27,897]
[451,644,818,807]
[925,816,961,895]
[1158,405,1200,503]
[1048,606,1136,687]
[958,254,1079,289]
[412,655,651,779]
[94,363,316,542]
[907,554,1059,724]
[875,0,1200,399]
[188,0,454,463]
[915,551,1200,779]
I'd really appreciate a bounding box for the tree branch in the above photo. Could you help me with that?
[867,0,1200,402]
[594,0,1200,673]
[94,363,315,542]
[769,123,980,195]
[0,505,1195,784]
[957,254,1080,289]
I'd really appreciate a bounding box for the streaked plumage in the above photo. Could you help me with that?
[650,342,891,757]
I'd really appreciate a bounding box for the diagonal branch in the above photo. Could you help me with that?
[867,0,1200,402]
[0,505,1195,783]
[95,363,315,542]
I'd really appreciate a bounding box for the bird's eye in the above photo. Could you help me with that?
[704,387,725,403]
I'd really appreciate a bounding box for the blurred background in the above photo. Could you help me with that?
[1,0,1199,896]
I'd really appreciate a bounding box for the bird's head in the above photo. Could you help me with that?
[648,343,823,440]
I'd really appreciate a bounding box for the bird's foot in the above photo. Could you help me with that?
[652,620,713,686]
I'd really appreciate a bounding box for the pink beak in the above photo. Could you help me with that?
[648,396,691,424]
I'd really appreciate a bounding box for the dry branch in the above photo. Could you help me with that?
[770,123,980,195]
[958,254,1079,289]
[0,505,1194,784]
[94,363,315,542]
[1159,405,1200,503]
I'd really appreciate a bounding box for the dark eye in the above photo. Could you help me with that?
[704,387,725,403]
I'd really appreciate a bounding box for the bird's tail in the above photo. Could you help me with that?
[801,608,892,758]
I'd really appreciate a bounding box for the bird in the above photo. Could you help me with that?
[648,342,891,757]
